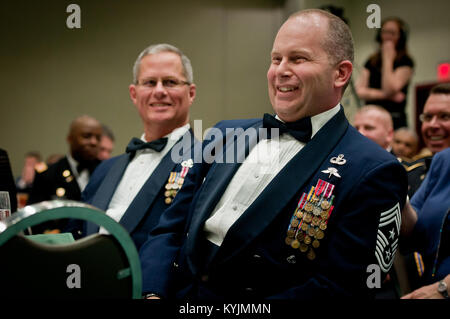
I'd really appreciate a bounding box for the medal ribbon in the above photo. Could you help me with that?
[174,172,181,184]
[307,186,315,202]
[180,166,189,178]
[324,182,334,199]
[168,172,176,184]
[297,193,307,210]
[314,179,326,196]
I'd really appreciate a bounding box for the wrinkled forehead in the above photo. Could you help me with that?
[424,94,450,112]
[138,52,185,79]
[273,13,328,49]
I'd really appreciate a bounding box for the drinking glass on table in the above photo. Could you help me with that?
[0,191,11,221]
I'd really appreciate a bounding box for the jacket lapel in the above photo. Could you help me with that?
[85,154,131,234]
[212,108,349,266]
[119,130,196,234]
[186,121,262,273]
[91,154,131,211]
[59,157,81,199]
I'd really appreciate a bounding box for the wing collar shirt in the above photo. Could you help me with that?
[99,124,190,234]
[204,104,341,246]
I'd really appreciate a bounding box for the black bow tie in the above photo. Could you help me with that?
[76,160,99,175]
[262,113,312,143]
[126,137,168,153]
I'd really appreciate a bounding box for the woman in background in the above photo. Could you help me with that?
[356,17,414,129]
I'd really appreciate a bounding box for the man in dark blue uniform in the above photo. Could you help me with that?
[399,83,450,295]
[70,44,200,251]
[139,9,408,300]
[401,148,450,299]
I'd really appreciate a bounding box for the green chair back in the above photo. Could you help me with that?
[0,200,142,299]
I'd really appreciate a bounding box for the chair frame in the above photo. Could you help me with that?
[0,200,142,299]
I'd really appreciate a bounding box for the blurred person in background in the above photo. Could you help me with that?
[392,127,419,160]
[28,115,102,233]
[98,124,115,161]
[356,17,414,129]
[353,104,394,152]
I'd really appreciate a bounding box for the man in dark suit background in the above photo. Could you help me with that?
[28,115,102,232]
[72,43,200,251]
[0,148,17,214]
[139,9,408,300]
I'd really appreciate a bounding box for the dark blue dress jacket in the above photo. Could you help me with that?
[70,130,200,251]
[139,108,408,299]
[410,147,450,283]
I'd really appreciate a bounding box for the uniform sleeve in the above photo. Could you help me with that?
[138,163,205,297]
[139,131,221,297]
[410,152,443,212]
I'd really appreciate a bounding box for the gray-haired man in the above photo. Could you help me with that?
[69,44,200,250]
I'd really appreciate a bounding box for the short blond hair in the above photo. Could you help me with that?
[355,105,393,130]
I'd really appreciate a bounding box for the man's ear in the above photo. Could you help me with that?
[334,60,353,90]
[387,127,394,145]
[129,84,137,105]
[188,83,197,105]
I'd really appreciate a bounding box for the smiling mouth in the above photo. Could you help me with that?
[277,86,298,93]
[428,135,445,141]
[150,103,172,107]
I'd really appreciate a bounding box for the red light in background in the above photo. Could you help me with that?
[438,63,450,80]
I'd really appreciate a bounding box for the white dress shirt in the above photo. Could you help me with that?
[204,104,341,246]
[99,124,190,234]
[66,154,89,192]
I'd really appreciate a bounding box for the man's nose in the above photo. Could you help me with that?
[276,59,293,78]
[153,81,168,97]
[428,115,441,127]
[89,136,99,145]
